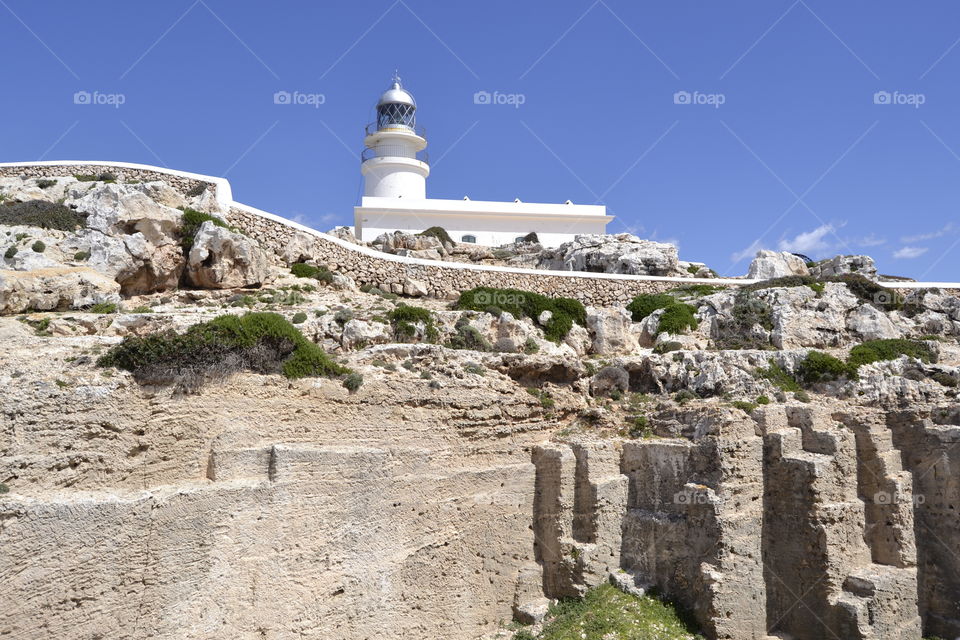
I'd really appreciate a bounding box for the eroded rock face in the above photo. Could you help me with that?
[810,254,878,281]
[538,234,681,276]
[185,222,269,289]
[0,267,120,313]
[747,249,810,279]
[373,231,448,256]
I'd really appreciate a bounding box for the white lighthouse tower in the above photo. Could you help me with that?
[354,76,612,246]
[360,75,429,199]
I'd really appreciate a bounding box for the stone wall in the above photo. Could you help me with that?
[0,163,214,195]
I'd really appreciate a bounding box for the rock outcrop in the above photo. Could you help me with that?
[538,233,681,276]
[185,222,269,289]
[747,249,810,279]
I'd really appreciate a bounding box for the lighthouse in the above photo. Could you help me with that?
[354,76,612,246]
[360,75,429,199]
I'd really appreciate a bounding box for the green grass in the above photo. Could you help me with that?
[179,207,240,249]
[97,312,349,390]
[531,584,703,640]
[0,199,87,231]
[456,287,586,342]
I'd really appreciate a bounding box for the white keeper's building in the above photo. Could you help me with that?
[353,77,612,248]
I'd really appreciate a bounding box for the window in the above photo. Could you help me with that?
[461,234,476,243]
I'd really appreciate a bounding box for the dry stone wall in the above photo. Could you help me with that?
[0,163,214,195]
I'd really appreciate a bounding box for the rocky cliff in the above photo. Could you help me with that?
[1,168,958,640]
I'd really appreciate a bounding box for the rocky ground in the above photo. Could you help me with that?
[1,173,959,640]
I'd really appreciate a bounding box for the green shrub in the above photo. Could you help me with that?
[731,400,758,414]
[186,183,208,197]
[0,483,8,494]
[756,395,771,405]
[3,246,16,259]
[755,363,801,392]
[343,372,364,392]
[456,287,585,342]
[654,341,683,355]
[626,293,676,321]
[73,250,90,261]
[0,199,87,231]
[743,275,822,292]
[179,208,240,249]
[36,178,57,189]
[291,312,307,324]
[131,306,153,314]
[417,226,453,245]
[523,337,540,354]
[536,584,703,640]
[932,372,958,388]
[847,339,935,370]
[90,302,118,314]
[628,415,652,438]
[674,389,697,404]
[31,240,45,253]
[290,262,335,284]
[669,284,724,297]
[659,303,698,334]
[714,290,775,350]
[794,389,811,403]
[334,309,353,325]
[447,317,492,351]
[98,312,349,391]
[359,283,399,300]
[74,173,116,182]
[464,363,485,376]
[387,304,438,342]
[797,351,852,385]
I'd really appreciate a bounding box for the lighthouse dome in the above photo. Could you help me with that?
[377,81,416,108]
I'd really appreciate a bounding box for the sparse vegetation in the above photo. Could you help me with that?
[186,183,208,197]
[523,337,540,353]
[847,339,935,370]
[290,262,335,284]
[73,172,117,183]
[343,372,364,392]
[755,362,801,392]
[731,400,758,414]
[447,316,492,351]
[457,287,585,342]
[797,350,851,385]
[417,225,453,245]
[179,207,240,250]
[97,312,349,392]
[0,199,87,231]
[36,178,57,189]
[387,304,438,342]
[531,584,703,640]
[89,302,118,314]
[73,250,90,261]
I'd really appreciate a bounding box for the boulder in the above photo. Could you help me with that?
[809,255,878,281]
[341,319,392,350]
[538,234,680,276]
[747,250,810,280]
[402,277,428,297]
[72,183,182,245]
[373,231,447,256]
[280,231,318,266]
[185,222,269,289]
[586,307,639,354]
[327,226,362,246]
[847,304,903,341]
[131,181,188,210]
[0,267,121,314]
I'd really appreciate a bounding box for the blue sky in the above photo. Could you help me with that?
[2,1,959,280]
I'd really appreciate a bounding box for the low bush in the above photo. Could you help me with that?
[387,304,438,342]
[343,372,363,393]
[417,225,453,245]
[73,250,90,261]
[653,341,683,355]
[186,183,208,197]
[74,172,116,182]
[3,246,16,260]
[291,312,307,324]
[755,362,801,392]
[668,284,725,297]
[31,240,45,253]
[455,287,585,342]
[36,178,57,189]
[290,262,335,284]
[847,339,935,370]
[90,302,118,314]
[797,351,852,385]
[447,317,492,351]
[714,291,775,350]
[731,400,758,414]
[0,199,87,231]
[626,293,676,322]
[179,208,239,250]
[659,303,698,335]
[97,312,349,392]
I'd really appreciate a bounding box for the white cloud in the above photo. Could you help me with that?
[857,233,886,247]
[901,222,955,243]
[893,246,929,259]
[731,238,764,263]
[777,224,835,255]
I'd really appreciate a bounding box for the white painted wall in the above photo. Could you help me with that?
[354,196,612,247]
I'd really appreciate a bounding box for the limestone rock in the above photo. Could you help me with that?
[186,222,269,289]
[747,250,810,280]
[586,306,639,354]
[0,267,121,313]
[341,319,392,350]
[810,254,878,281]
[373,231,447,256]
[539,233,680,276]
[402,277,428,297]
